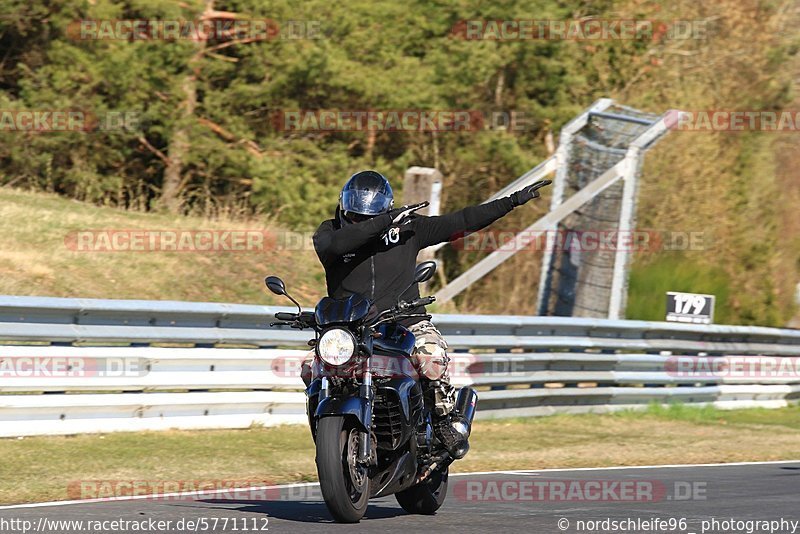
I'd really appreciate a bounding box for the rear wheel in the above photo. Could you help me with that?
[316,416,370,523]
[395,466,448,514]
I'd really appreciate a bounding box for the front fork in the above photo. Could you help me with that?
[313,359,374,464]
[358,363,373,463]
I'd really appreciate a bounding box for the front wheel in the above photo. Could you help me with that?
[395,466,448,514]
[316,416,370,523]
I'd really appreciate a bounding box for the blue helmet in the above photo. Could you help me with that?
[339,170,394,219]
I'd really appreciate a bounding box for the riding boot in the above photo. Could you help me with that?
[426,380,474,459]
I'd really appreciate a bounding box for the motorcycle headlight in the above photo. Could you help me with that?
[316,328,356,366]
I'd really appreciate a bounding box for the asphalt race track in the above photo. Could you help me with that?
[2,461,799,534]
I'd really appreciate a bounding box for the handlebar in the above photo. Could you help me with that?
[271,311,317,329]
[402,296,436,309]
[369,295,436,328]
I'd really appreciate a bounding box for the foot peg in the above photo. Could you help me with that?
[435,387,477,459]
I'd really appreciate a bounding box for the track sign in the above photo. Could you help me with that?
[666,292,715,324]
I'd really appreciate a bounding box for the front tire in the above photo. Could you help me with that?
[395,466,448,514]
[316,416,370,523]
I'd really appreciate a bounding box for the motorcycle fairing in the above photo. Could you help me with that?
[314,294,371,326]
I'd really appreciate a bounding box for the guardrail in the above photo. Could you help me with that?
[0,296,798,437]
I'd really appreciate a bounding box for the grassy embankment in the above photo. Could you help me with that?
[0,187,324,306]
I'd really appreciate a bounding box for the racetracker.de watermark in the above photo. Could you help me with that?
[453,478,707,502]
[451,229,707,252]
[0,110,139,132]
[666,356,800,379]
[67,479,280,501]
[668,110,800,132]
[0,357,145,378]
[66,19,322,41]
[66,479,339,503]
[272,109,533,132]
[280,353,527,381]
[449,19,708,41]
[64,229,304,253]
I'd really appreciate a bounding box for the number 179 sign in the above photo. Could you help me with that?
[666,292,715,324]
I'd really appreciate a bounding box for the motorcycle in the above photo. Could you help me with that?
[265,260,478,523]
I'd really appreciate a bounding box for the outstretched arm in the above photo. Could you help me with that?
[415,180,552,249]
[415,197,514,249]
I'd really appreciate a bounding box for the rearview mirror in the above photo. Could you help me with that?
[265,276,287,296]
[413,261,437,284]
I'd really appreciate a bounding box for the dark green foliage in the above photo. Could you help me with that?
[0,0,796,324]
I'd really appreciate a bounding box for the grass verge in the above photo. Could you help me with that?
[2,404,799,505]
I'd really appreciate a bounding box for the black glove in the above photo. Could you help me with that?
[509,179,552,207]
[388,205,420,225]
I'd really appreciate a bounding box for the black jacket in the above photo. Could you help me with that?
[312,197,516,324]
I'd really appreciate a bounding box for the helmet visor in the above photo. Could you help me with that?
[340,189,393,216]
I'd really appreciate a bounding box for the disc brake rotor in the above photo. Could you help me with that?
[346,429,368,494]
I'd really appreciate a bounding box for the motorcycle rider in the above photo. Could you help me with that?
[303,170,551,455]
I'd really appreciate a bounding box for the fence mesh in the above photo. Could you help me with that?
[540,104,660,318]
